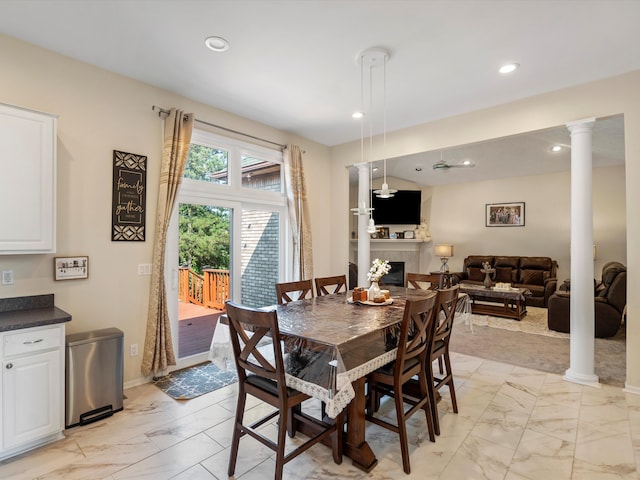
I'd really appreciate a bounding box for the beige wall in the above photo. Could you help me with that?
[0,35,331,385]
[332,71,639,390]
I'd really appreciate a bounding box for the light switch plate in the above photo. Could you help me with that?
[2,270,14,285]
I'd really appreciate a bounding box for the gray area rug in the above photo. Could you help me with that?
[451,309,626,387]
[153,361,238,400]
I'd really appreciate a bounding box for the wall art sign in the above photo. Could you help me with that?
[54,256,88,280]
[486,202,525,227]
[112,150,147,241]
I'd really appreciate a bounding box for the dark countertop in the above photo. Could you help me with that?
[0,294,72,332]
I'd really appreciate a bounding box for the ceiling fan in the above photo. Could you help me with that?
[432,152,475,170]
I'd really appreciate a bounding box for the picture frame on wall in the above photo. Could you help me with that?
[486,202,525,227]
[54,256,89,280]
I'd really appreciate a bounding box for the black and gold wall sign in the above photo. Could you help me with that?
[112,150,147,241]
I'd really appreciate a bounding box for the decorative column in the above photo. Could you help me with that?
[355,163,371,287]
[564,117,599,386]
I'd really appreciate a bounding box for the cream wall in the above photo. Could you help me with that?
[426,166,626,282]
[0,35,332,385]
[331,71,639,390]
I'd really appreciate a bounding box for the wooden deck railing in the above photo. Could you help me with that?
[178,267,230,311]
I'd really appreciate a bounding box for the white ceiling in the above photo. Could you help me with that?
[0,0,633,185]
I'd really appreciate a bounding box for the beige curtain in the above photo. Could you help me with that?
[283,145,313,280]
[141,109,194,377]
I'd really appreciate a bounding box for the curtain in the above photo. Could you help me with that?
[141,109,194,377]
[283,145,313,280]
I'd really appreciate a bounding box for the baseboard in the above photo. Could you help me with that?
[124,376,151,390]
[623,383,640,395]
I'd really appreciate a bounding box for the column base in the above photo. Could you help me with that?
[563,368,600,388]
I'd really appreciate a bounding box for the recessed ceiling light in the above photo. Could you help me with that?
[415,166,423,172]
[373,167,379,172]
[499,63,519,74]
[352,111,363,119]
[551,145,562,152]
[204,36,230,52]
[462,159,472,166]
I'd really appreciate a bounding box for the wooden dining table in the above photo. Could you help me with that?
[210,285,438,472]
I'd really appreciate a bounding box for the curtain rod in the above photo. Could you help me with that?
[152,105,286,149]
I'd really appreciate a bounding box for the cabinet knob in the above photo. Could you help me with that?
[5,363,13,369]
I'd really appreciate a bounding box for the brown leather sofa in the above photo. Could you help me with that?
[547,261,626,338]
[452,255,558,307]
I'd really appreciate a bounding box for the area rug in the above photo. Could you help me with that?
[153,361,237,400]
[451,311,626,387]
[468,307,569,339]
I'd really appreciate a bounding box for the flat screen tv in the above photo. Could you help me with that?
[371,189,421,225]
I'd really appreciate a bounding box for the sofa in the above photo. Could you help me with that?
[547,261,626,338]
[452,255,558,307]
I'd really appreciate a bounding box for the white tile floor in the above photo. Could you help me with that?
[1,352,639,479]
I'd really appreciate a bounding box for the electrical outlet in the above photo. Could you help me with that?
[130,344,138,356]
[2,270,14,285]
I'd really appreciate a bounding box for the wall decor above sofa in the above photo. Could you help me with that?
[486,202,525,227]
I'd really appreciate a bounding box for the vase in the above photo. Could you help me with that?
[368,281,381,301]
[483,271,494,289]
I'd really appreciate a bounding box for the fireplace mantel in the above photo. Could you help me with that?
[350,239,424,252]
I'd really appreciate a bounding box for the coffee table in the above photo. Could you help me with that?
[458,283,530,320]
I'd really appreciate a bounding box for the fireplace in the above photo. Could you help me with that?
[381,261,405,287]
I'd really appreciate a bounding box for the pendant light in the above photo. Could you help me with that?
[370,49,397,199]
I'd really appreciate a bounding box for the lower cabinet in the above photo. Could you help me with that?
[0,324,65,460]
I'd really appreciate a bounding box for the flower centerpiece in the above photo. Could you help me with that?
[367,258,391,300]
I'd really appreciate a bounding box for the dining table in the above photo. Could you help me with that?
[209,286,471,472]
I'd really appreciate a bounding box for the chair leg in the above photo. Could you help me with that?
[444,350,458,414]
[426,361,441,436]
[275,405,289,480]
[227,390,247,476]
[418,371,436,443]
[394,385,411,474]
[438,356,444,374]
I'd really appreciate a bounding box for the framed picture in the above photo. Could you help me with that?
[54,256,89,280]
[486,202,525,227]
[377,227,390,239]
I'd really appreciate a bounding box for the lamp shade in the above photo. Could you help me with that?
[435,244,454,257]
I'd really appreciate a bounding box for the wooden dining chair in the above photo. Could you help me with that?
[314,275,348,296]
[365,295,439,474]
[406,272,440,290]
[275,280,314,304]
[226,301,343,480]
[427,285,460,436]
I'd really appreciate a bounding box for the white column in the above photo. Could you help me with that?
[356,163,371,287]
[564,118,599,387]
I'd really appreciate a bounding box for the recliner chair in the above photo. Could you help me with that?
[547,261,626,338]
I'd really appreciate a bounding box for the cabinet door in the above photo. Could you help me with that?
[2,349,62,448]
[0,103,57,254]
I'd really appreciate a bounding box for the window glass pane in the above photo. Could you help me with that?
[185,144,228,184]
[241,209,279,307]
[241,155,281,191]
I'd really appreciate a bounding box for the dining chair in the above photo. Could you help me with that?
[427,285,460,436]
[225,301,343,480]
[405,272,440,290]
[365,295,439,474]
[314,275,348,296]
[275,279,314,304]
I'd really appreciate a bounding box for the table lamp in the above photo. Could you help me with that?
[435,244,454,273]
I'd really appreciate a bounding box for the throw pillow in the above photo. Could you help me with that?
[521,269,544,285]
[468,267,484,282]
[495,267,512,283]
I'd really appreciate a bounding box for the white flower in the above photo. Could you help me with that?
[367,258,391,282]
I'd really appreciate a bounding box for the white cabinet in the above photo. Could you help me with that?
[0,324,65,460]
[0,103,57,254]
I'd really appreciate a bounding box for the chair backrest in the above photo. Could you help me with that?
[225,301,286,389]
[275,280,314,304]
[434,285,461,345]
[406,272,440,290]
[395,295,438,371]
[315,275,348,296]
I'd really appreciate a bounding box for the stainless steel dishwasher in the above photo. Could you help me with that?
[65,327,124,428]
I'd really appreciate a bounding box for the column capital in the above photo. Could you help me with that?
[566,117,596,133]
[354,162,370,173]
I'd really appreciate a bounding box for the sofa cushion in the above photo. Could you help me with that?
[466,256,494,269]
[520,269,547,285]
[468,267,484,282]
[520,257,552,271]
[494,267,513,283]
[494,256,519,269]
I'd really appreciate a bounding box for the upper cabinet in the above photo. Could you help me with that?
[0,103,57,254]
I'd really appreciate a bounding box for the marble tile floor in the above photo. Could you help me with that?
[2,352,640,480]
